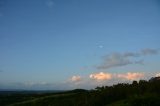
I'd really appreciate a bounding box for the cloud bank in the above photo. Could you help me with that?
[89,72,144,81]
[67,72,148,89]
[0,72,157,90]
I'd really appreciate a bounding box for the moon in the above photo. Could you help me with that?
[98,45,104,49]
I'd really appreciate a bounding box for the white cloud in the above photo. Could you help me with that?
[71,75,81,82]
[117,72,144,80]
[155,73,160,77]
[90,72,112,81]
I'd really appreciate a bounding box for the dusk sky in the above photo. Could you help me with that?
[0,0,160,90]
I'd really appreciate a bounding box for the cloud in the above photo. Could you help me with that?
[123,48,159,57]
[24,81,49,86]
[155,73,160,77]
[46,0,55,8]
[141,48,159,55]
[97,48,159,70]
[71,75,81,82]
[90,72,112,81]
[89,72,144,81]
[0,72,150,90]
[73,72,146,89]
[117,72,144,80]
[97,53,133,69]
[134,60,144,64]
[123,52,140,57]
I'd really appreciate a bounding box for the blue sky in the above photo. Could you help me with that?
[0,0,160,90]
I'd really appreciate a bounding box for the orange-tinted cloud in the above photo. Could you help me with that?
[117,72,144,80]
[90,72,112,81]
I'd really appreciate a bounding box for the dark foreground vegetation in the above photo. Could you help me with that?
[0,77,160,106]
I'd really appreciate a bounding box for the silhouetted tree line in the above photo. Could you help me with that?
[87,76,160,106]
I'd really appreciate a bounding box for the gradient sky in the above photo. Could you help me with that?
[0,0,160,90]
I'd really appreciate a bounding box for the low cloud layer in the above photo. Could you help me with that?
[0,72,158,90]
[97,48,159,70]
[67,72,148,89]
[89,72,144,81]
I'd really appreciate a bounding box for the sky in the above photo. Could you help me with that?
[0,0,160,90]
